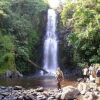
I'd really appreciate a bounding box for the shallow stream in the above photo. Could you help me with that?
[0,76,77,89]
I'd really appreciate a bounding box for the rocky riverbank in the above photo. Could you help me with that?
[0,86,79,100]
[0,81,100,100]
[77,82,100,100]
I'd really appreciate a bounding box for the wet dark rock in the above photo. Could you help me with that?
[0,86,6,89]
[0,92,9,96]
[0,95,4,99]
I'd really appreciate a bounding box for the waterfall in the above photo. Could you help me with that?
[43,9,58,74]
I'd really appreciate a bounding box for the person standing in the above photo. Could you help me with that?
[96,67,100,86]
[55,67,64,90]
[89,64,95,82]
[89,64,94,75]
[82,66,89,81]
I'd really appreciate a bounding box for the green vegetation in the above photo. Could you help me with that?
[0,0,48,74]
[0,34,15,74]
[61,0,100,67]
[0,0,100,75]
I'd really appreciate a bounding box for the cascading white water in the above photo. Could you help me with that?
[43,9,58,74]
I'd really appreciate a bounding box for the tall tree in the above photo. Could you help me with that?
[61,0,100,66]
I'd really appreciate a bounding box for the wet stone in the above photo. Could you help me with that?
[36,87,44,92]
[23,95,34,100]
[37,95,47,100]
[17,96,23,100]
[5,96,17,100]
[32,92,38,96]
[0,86,6,90]
[55,93,61,99]
[0,95,4,99]
[14,86,23,90]
[47,96,55,100]
[1,92,9,96]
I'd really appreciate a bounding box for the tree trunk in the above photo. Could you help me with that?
[27,59,48,74]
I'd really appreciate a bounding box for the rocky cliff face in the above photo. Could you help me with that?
[56,12,74,69]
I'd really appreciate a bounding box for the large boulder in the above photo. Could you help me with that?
[77,82,87,95]
[87,82,97,90]
[83,92,98,100]
[77,82,97,95]
[61,86,80,100]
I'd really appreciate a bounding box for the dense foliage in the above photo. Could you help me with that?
[0,0,99,75]
[61,0,100,67]
[0,0,48,74]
